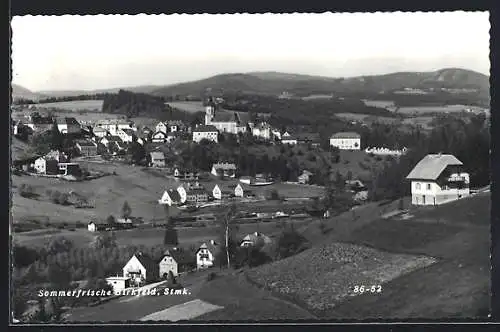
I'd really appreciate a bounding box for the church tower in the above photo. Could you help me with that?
[204,96,215,125]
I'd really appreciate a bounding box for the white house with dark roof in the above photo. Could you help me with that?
[192,125,219,143]
[204,104,251,134]
[196,240,219,269]
[149,151,166,168]
[155,122,168,134]
[329,132,361,150]
[75,140,98,156]
[406,154,470,206]
[117,128,137,143]
[92,127,109,138]
[158,189,182,206]
[57,117,81,134]
[152,131,167,143]
[252,122,272,140]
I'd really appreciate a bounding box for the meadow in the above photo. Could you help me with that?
[395,104,484,115]
[34,100,105,112]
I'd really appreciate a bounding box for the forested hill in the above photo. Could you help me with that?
[101,90,166,118]
[150,68,489,100]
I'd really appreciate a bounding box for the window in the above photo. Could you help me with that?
[427,184,431,190]
[416,183,421,190]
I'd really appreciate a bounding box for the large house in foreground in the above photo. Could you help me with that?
[196,240,219,269]
[122,252,158,286]
[192,125,219,143]
[406,154,470,206]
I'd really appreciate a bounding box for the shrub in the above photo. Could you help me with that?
[207,272,217,281]
[19,184,35,198]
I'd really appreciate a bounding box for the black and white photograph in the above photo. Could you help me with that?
[10,12,491,323]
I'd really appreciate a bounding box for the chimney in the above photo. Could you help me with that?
[210,239,216,245]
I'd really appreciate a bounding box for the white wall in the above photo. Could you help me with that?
[193,131,218,143]
[122,256,147,281]
[329,138,361,150]
[196,248,214,269]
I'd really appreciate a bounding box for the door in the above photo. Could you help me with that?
[422,195,426,205]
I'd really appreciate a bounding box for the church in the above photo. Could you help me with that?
[204,100,253,135]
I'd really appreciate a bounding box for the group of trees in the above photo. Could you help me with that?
[101,90,167,118]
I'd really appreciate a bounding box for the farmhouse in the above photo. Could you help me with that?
[211,162,237,178]
[329,132,361,150]
[117,128,137,143]
[106,276,131,293]
[296,133,321,146]
[149,151,166,168]
[151,131,167,143]
[196,240,219,269]
[406,154,470,206]
[96,119,137,136]
[87,221,113,232]
[100,136,125,151]
[122,252,159,286]
[34,157,58,174]
[240,232,272,248]
[45,150,68,163]
[173,168,199,180]
[298,170,313,184]
[204,104,251,135]
[26,115,54,132]
[158,189,183,206]
[192,125,219,143]
[57,117,81,134]
[158,249,196,278]
[75,140,98,157]
[115,218,134,229]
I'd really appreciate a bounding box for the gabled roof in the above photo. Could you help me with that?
[193,125,218,133]
[64,117,80,125]
[153,131,167,136]
[212,162,237,170]
[296,133,321,142]
[197,241,219,254]
[162,249,196,265]
[331,132,361,139]
[166,120,185,126]
[212,112,239,123]
[76,140,97,147]
[134,252,157,273]
[165,189,181,202]
[121,128,136,136]
[406,154,464,181]
[186,187,209,196]
[242,232,272,245]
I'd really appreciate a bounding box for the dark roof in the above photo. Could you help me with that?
[212,112,238,123]
[163,249,196,265]
[193,125,218,133]
[186,187,209,195]
[331,132,361,139]
[166,120,185,126]
[166,189,181,202]
[76,140,97,147]
[296,133,321,142]
[104,136,123,142]
[135,252,157,273]
[197,241,219,255]
[65,117,79,125]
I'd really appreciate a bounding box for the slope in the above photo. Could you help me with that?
[11,84,46,101]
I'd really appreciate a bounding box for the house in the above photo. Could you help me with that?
[329,132,361,150]
[173,168,199,181]
[158,189,183,206]
[240,232,272,248]
[45,150,68,163]
[122,252,159,286]
[176,185,188,204]
[204,104,251,134]
[406,154,470,206]
[149,151,166,168]
[192,125,219,143]
[100,136,123,148]
[298,170,313,184]
[34,157,58,174]
[281,135,298,145]
[234,183,244,198]
[115,218,134,229]
[158,248,196,278]
[166,132,177,143]
[365,147,408,156]
[117,128,137,143]
[57,117,81,134]
[96,119,137,136]
[211,184,233,200]
[106,276,131,293]
[252,122,272,140]
[155,122,168,134]
[57,162,81,176]
[185,187,209,205]
[151,131,167,143]
[211,162,237,178]
[196,240,219,269]
[92,127,109,138]
[271,130,282,140]
[345,180,366,192]
[76,140,98,157]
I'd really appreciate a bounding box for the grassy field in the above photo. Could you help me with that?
[245,192,490,319]
[166,101,205,113]
[34,100,104,111]
[396,104,484,115]
[361,99,396,109]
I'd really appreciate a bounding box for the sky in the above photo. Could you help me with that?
[11,12,490,92]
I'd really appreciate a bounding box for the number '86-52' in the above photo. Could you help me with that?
[353,285,382,293]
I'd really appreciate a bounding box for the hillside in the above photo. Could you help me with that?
[150,68,489,99]
[246,192,490,319]
[11,84,46,101]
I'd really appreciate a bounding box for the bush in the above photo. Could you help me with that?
[19,184,35,198]
[207,272,217,281]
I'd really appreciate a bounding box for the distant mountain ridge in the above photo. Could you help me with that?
[12,68,489,101]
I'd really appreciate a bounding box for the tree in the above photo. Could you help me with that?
[127,141,146,164]
[49,122,63,151]
[92,232,117,249]
[121,201,132,219]
[216,204,238,269]
[106,215,116,224]
[276,226,309,260]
